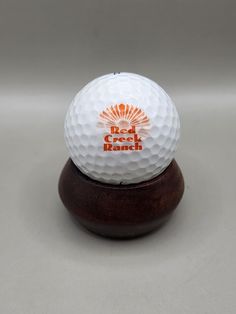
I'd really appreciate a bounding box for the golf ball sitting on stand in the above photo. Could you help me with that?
[65,72,180,185]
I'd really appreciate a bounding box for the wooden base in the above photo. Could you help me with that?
[58,159,184,239]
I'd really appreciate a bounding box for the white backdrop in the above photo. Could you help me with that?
[0,1,235,313]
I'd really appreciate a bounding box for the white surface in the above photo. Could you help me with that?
[65,73,179,184]
[0,92,235,313]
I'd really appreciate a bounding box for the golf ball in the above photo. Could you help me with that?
[65,72,180,184]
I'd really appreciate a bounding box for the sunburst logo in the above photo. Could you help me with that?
[97,104,150,152]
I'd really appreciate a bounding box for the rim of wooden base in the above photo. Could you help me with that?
[67,158,181,190]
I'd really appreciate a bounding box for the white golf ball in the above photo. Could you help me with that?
[65,72,180,184]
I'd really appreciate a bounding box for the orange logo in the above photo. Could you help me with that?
[97,104,150,152]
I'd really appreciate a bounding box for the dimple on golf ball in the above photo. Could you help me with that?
[64,72,180,184]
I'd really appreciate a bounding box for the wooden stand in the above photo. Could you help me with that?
[58,159,184,239]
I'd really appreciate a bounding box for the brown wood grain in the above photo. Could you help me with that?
[58,159,184,239]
